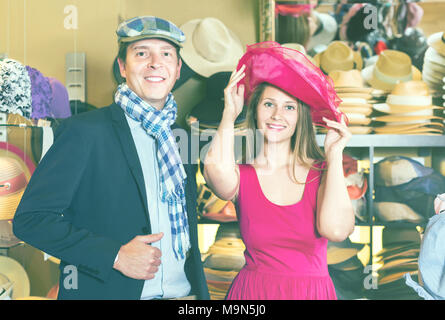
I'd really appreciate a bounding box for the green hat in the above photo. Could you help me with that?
[116,16,185,47]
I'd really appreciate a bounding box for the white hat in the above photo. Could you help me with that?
[306,12,337,52]
[180,17,244,77]
[0,256,30,299]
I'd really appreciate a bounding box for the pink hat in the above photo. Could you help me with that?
[236,41,344,126]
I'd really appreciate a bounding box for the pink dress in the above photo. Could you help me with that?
[226,163,337,300]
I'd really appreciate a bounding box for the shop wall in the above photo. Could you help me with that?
[0,0,258,127]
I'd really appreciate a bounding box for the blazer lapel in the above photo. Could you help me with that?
[110,103,150,223]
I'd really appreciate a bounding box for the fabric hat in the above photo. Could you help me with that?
[237,41,344,126]
[47,77,72,119]
[116,16,185,47]
[313,41,363,74]
[418,214,445,299]
[361,50,421,92]
[0,157,29,220]
[375,171,445,219]
[305,12,338,52]
[0,256,30,299]
[25,66,52,119]
[327,238,365,265]
[0,59,32,119]
[189,72,246,127]
[180,17,243,78]
[329,69,373,94]
[201,201,237,223]
[375,202,424,223]
[375,156,433,187]
[427,31,445,57]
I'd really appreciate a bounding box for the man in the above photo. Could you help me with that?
[13,16,209,300]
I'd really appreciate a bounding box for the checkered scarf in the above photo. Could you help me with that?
[115,83,190,260]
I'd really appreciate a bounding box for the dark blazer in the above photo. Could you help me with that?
[13,103,209,300]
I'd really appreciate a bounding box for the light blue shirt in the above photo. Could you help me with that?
[125,114,191,300]
[405,213,445,300]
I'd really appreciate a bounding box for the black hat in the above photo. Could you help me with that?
[189,72,246,127]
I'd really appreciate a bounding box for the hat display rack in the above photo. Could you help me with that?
[0,2,74,299]
[259,0,445,300]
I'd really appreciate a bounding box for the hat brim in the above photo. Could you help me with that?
[425,47,445,65]
[423,59,445,74]
[118,34,183,48]
[427,32,445,56]
[339,105,373,116]
[0,256,30,299]
[335,87,373,94]
[373,114,443,123]
[180,19,244,78]
[336,92,373,100]
[318,125,373,134]
[373,103,444,115]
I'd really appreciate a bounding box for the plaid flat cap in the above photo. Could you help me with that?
[116,16,185,47]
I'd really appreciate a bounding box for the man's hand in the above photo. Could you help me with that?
[113,232,163,280]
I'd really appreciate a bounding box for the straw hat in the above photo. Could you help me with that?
[318,125,373,135]
[336,92,372,100]
[346,113,372,125]
[0,256,30,299]
[282,43,316,65]
[329,69,373,94]
[0,157,29,220]
[361,50,422,92]
[314,41,363,74]
[427,31,445,57]
[373,81,445,118]
[373,122,444,134]
[339,105,372,116]
[327,238,365,265]
[180,17,244,78]
[375,202,424,223]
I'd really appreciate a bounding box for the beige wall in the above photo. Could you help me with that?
[0,0,258,127]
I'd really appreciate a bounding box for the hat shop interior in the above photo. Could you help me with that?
[1,0,445,300]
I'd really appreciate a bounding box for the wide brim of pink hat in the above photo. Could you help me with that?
[236,41,344,126]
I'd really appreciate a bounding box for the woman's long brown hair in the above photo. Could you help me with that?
[243,83,325,184]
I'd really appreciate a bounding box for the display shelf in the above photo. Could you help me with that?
[315,134,445,147]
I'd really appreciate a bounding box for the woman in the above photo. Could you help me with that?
[203,42,355,300]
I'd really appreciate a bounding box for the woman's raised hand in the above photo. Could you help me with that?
[322,115,352,161]
[223,65,246,122]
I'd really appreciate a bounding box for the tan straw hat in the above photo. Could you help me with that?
[282,43,316,65]
[361,50,422,92]
[0,157,29,221]
[180,17,244,77]
[329,69,373,93]
[313,41,363,74]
